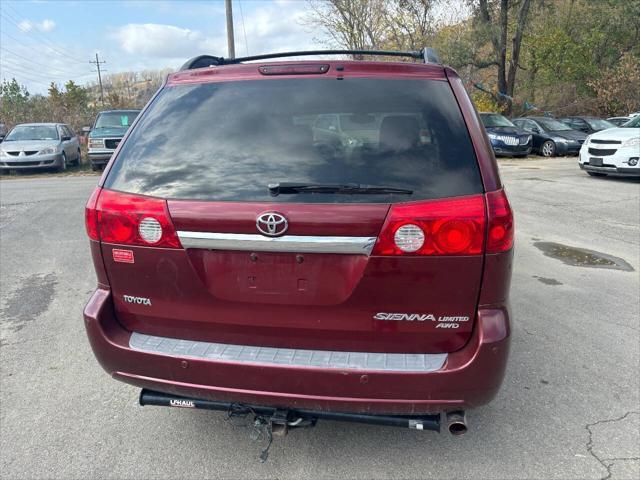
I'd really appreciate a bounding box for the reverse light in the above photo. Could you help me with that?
[373,195,486,256]
[394,224,425,252]
[84,187,181,248]
[138,217,163,243]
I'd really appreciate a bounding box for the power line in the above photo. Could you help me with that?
[1,4,86,63]
[0,69,58,88]
[0,29,87,66]
[0,60,82,83]
[237,0,249,56]
[1,56,92,81]
[0,7,86,64]
[0,47,91,77]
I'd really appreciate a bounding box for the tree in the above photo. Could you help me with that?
[474,0,532,115]
[307,0,388,54]
[589,53,640,116]
[0,79,30,126]
[516,0,640,115]
[382,0,440,51]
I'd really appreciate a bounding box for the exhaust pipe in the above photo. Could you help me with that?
[445,410,467,436]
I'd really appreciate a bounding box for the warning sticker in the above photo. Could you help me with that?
[112,248,134,263]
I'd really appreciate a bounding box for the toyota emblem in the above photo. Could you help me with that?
[256,212,288,237]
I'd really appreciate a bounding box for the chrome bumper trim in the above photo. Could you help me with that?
[177,231,377,255]
[130,332,447,372]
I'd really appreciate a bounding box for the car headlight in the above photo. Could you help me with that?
[0,150,7,157]
[89,139,105,149]
[557,138,569,143]
[584,135,592,145]
[487,133,498,140]
[622,137,640,148]
[39,146,59,155]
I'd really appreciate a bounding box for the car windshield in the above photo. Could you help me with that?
[585,118,616,130]
[621,116,640,128]
[480,114,515,128]
[94,112,139,129]
[105,78,483,203]
[537,118,572,131]
[4,125,59,141]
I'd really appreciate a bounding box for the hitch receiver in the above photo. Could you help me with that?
[139,389,441,432]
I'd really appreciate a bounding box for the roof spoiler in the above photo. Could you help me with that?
[179,48,441,71]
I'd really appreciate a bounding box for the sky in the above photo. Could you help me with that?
[0,0,323,94]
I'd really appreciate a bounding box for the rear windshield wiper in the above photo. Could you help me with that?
[268,182,413,196]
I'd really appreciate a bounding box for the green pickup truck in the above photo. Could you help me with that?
[87,110,140,171]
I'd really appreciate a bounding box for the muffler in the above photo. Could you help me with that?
[445,410,468,436]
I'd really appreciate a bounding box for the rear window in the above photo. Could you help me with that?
[105,78,482,203]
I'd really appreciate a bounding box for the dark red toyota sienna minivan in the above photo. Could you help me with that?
[84,49,513,436]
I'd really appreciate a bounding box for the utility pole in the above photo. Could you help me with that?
[89,53,106,106]
[225,0,235,59]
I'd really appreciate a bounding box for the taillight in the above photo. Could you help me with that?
[85,187,101,241]
[486,189,514,253]
[84,188,182,248]
[373,195,486,256]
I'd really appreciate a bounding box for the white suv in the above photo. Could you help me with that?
[579,115,640,177]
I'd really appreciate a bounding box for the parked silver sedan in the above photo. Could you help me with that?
[0,123,81,172]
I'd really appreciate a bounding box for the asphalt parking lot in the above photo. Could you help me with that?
[1,157,638,480]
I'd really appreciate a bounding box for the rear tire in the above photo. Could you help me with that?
[587,171,606,177]
[541,141,556,157]
[56,153,67,173]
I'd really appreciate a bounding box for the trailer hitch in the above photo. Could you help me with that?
[139,389,442,460]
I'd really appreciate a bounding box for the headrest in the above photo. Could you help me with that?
[379,116,420,151]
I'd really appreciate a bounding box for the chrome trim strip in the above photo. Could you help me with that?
[177,231,377,255]
[130,332,448,372]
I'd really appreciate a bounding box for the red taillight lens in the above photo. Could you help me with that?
[85,187,101,241]
[486,189,514,253]
[373,195,486,256]
[86,189,182,248]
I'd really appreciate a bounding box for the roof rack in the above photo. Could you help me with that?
[179,48,441,71]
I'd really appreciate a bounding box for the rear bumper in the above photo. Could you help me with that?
[84,288,511,414]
